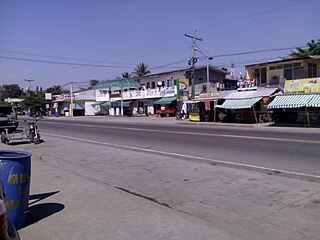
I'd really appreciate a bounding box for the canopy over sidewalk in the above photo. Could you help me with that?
[154,97,177,105]
[215,97,261,109]
[267,94,319,109]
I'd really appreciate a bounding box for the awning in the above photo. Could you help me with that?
[306,94,320,107]
[267,94,315,109]
[215,97,261,109]
[154,97,177,105]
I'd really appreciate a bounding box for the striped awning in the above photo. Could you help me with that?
[306,94,320,107]
[215,97,261,109]
[267,94,316,109]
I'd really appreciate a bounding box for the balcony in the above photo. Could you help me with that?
[96,86,177,102]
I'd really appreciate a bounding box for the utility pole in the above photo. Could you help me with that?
[24,79,35,97]
[185,31,202,100]
[70,82,73,117]
[24,79,35,94]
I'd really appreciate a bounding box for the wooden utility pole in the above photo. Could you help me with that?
[185,31,202,99]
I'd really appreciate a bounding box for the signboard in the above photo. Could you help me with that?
[198,92,219,99]
[285,78,320,93]
[177,79,189,101]
[45,93,52,100]
[237,78,256,88]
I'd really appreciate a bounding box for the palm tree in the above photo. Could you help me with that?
[122,72,131,78]
[288,39,320,58]
[89,79,99,89]
[133,62,151,77]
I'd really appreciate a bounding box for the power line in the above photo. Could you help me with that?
[0,49,136,66]
[210,45,304,58]
[0,56,134,68]
[196,0,313,32]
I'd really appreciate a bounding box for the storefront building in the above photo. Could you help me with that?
[93,66,229,116]
[268,78,320,127]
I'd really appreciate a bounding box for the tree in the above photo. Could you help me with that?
[122,72,131,78]
[89,79,99,89]
[0,84,24,101]
[20,92,46,111]
[133,62,151,77]
[287,39,320,58]
[45,85,64,95]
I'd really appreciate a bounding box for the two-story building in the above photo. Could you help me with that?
[245,55,320,87]
[52,89,97,116]
[94,66,229,116]
[244,56,320,126]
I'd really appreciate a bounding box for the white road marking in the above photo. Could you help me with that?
[43,132,320,182]
[43,121,320,144]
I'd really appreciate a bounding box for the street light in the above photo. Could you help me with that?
[194,47,213,93]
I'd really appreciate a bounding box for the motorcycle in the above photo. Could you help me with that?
[26,118,41,144]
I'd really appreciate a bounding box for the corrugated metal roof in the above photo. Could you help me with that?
[220,88,278,99]
[94,79,140,89]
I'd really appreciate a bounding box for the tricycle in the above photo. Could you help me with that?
[1,118,41,145]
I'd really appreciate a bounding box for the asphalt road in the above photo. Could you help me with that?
[36,116,320,177]
[2,116,320,240]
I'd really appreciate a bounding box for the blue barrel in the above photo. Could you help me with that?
[0,150,31,229]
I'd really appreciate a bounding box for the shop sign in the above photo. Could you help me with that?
[165,87,175,96]
[198,92,219,99]
[237,79,257,91]
[285,78,320,93]
[177,79,189,101]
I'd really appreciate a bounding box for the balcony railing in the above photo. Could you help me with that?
[96,86,177,101]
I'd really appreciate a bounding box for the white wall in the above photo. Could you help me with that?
[85,102,98,116]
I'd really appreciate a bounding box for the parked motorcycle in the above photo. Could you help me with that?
[25,118,41,144]
[176,111,187,120]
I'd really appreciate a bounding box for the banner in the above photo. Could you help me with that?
[177,79,189,101]
[285,78,320,93]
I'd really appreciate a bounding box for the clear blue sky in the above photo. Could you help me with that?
[0,0,319,90]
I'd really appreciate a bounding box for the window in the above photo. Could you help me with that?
[167,79,172,87]
[146,82,150,89]
[254,68,266,85]
[308,63,317,78]
[151,82,156,89]
[283,62,303,80]
[284,68,293,80]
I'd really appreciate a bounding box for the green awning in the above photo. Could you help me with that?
[93,79,140,89]
[154,97,177,105]
[215,97,261,109]
[267,94,315,109]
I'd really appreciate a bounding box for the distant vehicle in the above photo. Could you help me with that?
[0,107,18,133]
[0,182,20,240]
[155,105,176,117]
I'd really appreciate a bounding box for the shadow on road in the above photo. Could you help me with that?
[29,191,60,206]
[20,191,64,228]
[22,202,65,228]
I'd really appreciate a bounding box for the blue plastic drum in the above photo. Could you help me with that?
[0,150,31,229]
